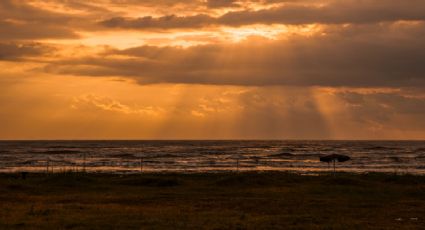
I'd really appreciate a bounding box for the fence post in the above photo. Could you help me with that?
[83,153,86,173]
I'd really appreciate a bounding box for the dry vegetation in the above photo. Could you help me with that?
[0,172,424,229]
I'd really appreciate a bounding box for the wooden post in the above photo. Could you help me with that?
[46,158,49,174]
[83,153,86,173]
[236,158,239,172]
[140,158,143,174]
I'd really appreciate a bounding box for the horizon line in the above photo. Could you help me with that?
[0,139,424,142]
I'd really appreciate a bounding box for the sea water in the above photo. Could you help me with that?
[0,140,424,174]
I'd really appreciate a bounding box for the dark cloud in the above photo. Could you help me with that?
[100,0,425,29]
[220,0,425,25]
[0,21,79,41]
[41,0,112,13]
[0,42,51,61]
[0,0,82,40]
[101,14,213,29]
[0,0,70,23]
[206,0,240,8]
[106,0,202,6]
[45,23,425,87]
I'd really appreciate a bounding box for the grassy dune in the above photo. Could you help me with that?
[0,172,424,229]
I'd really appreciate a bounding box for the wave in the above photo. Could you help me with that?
[363,146,402,151]
[268,152,295,158]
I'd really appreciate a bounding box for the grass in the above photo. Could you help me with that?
[0,172,424,229]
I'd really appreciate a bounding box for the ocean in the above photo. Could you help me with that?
[0,140,424,174]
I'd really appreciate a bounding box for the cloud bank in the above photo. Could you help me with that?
[1,0,425,139]
[45,23,425,87]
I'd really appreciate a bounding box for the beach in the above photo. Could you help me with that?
[1,172,424,229]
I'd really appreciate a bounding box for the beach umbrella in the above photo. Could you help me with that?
[320,154,350,173]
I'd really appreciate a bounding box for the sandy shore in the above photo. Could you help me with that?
[0,172,424,229]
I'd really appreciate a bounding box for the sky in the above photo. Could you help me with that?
[0,0,425,140]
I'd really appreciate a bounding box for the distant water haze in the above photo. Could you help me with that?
[1,140,424,174]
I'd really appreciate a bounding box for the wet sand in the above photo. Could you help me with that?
[0,172,424,229]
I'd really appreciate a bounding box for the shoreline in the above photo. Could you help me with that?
[2,170,425,176]
[2,167,424,176]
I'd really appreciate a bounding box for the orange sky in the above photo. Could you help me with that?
[1,0,425,139]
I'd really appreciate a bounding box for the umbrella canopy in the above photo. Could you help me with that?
[320,154,351,174]
[320,154,350,163]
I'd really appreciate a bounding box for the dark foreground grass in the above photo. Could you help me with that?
[0,172,424,229]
